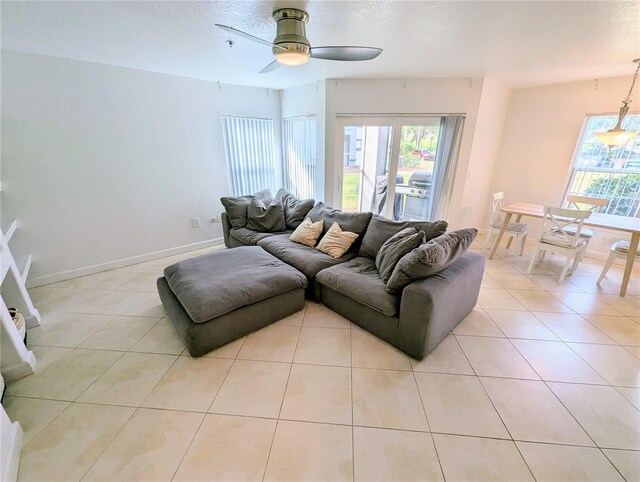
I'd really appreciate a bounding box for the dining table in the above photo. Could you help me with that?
[489,202,640,296]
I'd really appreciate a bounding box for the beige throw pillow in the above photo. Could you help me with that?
[289,218,324,247]
[316,222,359,258]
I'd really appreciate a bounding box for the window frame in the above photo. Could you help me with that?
[563,112,640,218]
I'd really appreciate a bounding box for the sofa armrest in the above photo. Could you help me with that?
[398,252,485,359]
[221,212,233,248]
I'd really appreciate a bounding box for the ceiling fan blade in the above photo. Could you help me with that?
[259,60,281,74]
[215,24,287,51]
[310,46,382,61]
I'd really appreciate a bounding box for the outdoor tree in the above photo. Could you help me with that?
[585,174,640,216]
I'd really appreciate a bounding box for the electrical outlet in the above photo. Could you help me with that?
[211,215,221,223]
[192,217,201,228]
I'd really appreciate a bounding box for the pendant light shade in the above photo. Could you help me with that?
[594,59,640,147]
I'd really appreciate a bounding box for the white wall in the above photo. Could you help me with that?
[323,78,486,228]
[490,75,639,256]
[280,81,326,200]
[1,50,281,284]
[461,78,511,227]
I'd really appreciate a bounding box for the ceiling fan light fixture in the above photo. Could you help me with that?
[275,50,309,66]
[274,42,310,66]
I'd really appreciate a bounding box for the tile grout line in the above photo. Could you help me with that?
[261,302,306,482]
[410,354,446,481]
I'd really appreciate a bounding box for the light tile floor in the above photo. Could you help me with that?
[4,241,640,481]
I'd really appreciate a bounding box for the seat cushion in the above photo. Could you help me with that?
[258,234,355,279]
[230,228,291,246]
[540,233,587,248]
[551,225,593,238]
[493,222,529,233]
[164,246,307,323]
[359,215,448,259]
[612,240,640,255]
[316,257,400,317]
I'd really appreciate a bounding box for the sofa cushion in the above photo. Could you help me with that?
[316,222,359,258]
[230,227,290,246]
[316,257,400,317]
[375,227,426,283]
[276,188,315,229]
[386,228,478,293]
[246,198,287,232]
[164,246,307,323]
[220,189,273,229]
[289,218,324,247]
[258,234,355,279]
[358,215,448,259]
[307,202,373,254]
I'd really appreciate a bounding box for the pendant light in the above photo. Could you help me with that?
[594,58,640,147]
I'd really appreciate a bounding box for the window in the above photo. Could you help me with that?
[221,116,278,196]
[565,114,640,217]
[282,115,317,199]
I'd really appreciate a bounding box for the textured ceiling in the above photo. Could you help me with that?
[2,0,639,89]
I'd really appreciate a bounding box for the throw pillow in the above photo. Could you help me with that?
[307,202,372,254]
[276,188,315,230]
[375,227,426,283]
[220,189,273,228]
[386,228,478,293]
[246,198,287,232]
[289,218,324,246]
[358,215,448,259]
[316,222,359,258]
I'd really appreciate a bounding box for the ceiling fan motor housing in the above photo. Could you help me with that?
[272,8,310,58]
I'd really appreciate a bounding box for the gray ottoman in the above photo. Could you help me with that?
[157,246,307,357]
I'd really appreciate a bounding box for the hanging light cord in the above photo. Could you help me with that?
[622,59,640,106]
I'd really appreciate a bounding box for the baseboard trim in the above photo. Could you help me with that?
[26,238,224,288]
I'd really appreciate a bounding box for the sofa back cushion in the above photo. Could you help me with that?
[386,228,478,293]
[221,189,273,228]
[359,215,448,259]
[375,228,426,283]
[307,202,373,254]
[276,188,315,230]
[246,198,287,232]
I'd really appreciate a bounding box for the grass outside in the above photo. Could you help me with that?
[342,171,361,212]
[342,160,436,212]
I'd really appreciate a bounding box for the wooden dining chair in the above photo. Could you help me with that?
[597,240,640,285]
[527,206,592,283]
[484,192,529,255]
[562,195,609,258]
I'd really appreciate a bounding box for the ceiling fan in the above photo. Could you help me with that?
[215,8,382,73]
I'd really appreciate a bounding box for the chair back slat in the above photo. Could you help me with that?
[542,206,591,246]
[491,192,504,225]
[566,195,609,213]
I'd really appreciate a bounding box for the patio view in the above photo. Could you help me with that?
[341,124,440,219]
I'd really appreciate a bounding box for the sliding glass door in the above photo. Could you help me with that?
[336,116,463,221]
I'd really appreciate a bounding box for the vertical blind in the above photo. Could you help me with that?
[282,115,317,199]
[221,116,278,196]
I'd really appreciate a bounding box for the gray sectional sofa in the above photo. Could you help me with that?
[220,199,485,360]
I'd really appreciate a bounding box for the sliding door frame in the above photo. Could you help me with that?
[334,115,443,219]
